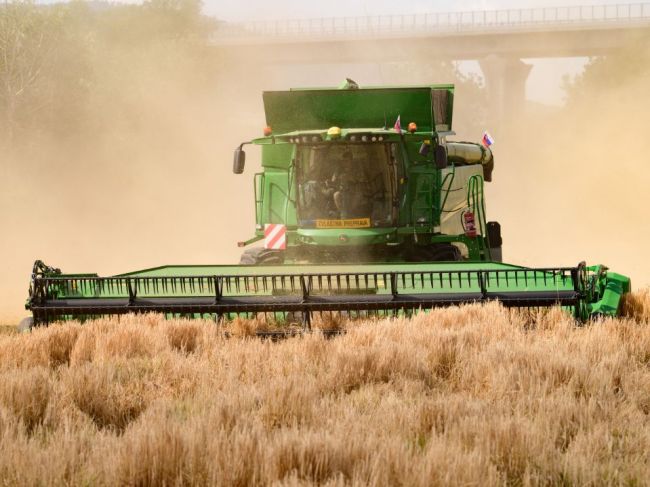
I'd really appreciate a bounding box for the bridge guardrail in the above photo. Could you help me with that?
[213,3,650,41]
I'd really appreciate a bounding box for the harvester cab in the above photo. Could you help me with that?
[24,82,631,327]
[235,83,498,266]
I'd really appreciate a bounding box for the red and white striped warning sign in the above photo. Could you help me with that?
[264,224,286,250]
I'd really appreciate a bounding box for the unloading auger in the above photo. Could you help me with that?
[25,81,630,327]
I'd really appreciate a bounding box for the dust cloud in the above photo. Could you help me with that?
[0,7,268,323]
[1,6,648,323]
[486,30,650,291]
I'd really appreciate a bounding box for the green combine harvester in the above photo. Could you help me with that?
[25,81,630,328]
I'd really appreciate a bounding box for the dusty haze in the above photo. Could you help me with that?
[1,5,649,322]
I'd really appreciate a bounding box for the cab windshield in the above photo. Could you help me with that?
[296,143,398,227]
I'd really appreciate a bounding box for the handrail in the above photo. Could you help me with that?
[253,172,265,226]
[213,2,650,41]
[439,165,456,216]
[467,174,487,238]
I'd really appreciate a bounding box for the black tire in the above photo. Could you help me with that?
[239,247,285,265]
[489,246,503,262]
[404,243,462,262]
[486,221,503,262]
[17,317,33,333]
[429,244,462,261]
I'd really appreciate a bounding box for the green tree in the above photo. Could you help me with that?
[0,0,218,143]
[563,30,650,105]
[0,1,65,139]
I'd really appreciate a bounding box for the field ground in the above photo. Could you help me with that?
[1,292,650,486]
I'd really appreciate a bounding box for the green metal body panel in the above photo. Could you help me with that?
[296,228,396,246]
[586,269,631,316]
[261,143,293,170]
[263,85,453,134]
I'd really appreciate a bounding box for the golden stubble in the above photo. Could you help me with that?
[0,301,650,484]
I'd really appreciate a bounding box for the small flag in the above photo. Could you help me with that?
[393,115,401,133]
[482,131,494,147]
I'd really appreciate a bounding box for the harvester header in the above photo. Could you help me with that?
[24,80,630,329]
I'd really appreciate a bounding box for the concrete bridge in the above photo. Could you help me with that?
[213,3,650,121]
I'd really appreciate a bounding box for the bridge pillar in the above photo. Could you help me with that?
[479,55,532,127]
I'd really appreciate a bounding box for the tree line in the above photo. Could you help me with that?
[0,0,217,143]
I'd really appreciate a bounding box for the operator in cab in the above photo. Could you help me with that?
[332,150,373,219]
[300,154,337,219]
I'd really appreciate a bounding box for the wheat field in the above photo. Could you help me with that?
[1,293,650,486]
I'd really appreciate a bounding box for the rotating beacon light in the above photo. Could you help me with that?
[327,126,342,139]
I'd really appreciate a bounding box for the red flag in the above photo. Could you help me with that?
[393,115,401,132]
[481,131,494,147]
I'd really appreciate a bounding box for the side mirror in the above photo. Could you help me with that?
[233,147,246,174]
[434,145,448,169]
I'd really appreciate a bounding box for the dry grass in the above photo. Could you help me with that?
[1,295,650,486]
[0,324,16,336]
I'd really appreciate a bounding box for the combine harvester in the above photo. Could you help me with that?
[25,81,630,329]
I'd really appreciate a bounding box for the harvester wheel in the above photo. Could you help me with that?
[405,244,461,262]
[429,244,462,261]
[17,317,33,333]
[239,247,285,265]
[487,221,503,262]
[490,247,503,262]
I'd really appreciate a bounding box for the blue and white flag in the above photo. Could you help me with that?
[482,131,494,147]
